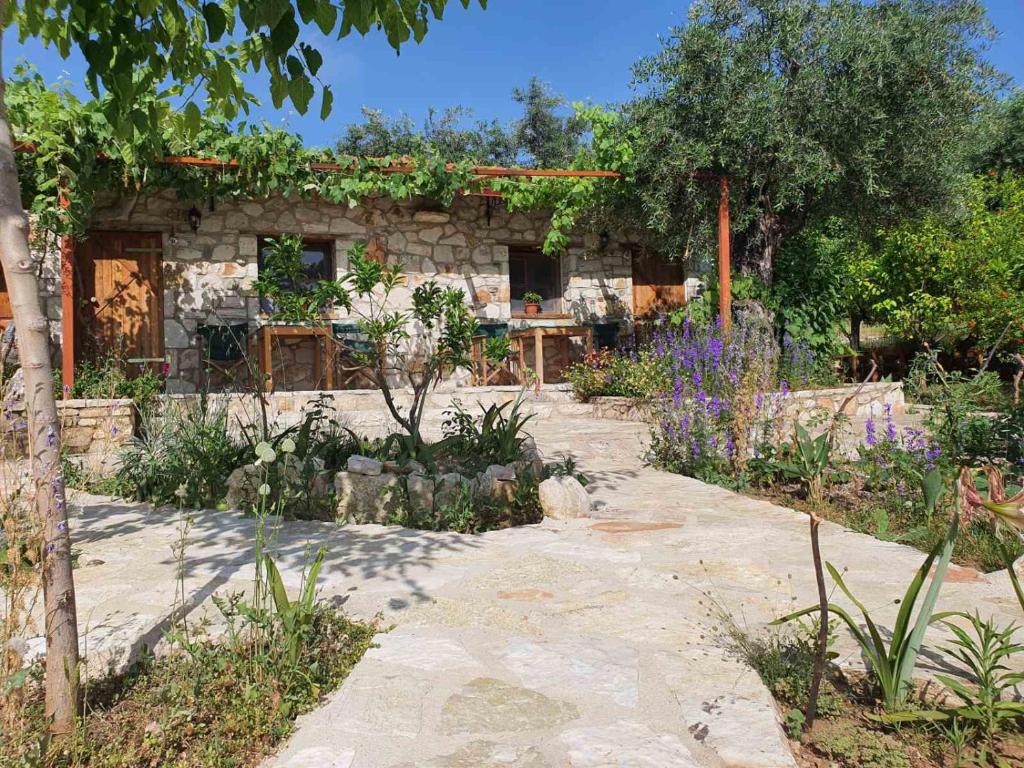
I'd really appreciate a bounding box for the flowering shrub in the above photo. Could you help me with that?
[650,317,786,478]
[857,404,944,506]
[564,348,668,400]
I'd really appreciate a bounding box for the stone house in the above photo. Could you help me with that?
[18,184,689,394]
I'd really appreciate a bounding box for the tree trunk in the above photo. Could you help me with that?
[0,37,80,734]
[739,206,781,287]
[849,311,862,351]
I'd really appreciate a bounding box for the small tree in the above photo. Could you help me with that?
[344,243,477,456]
[623,0,997,284]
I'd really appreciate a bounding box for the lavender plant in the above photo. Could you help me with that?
[650,317,786,478]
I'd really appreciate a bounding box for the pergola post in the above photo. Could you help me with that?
[717,176,732,332]
[59,191,75,395]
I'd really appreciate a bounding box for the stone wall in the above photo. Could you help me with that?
[588,382,906,424]
[158,384,589,440]
[40,192,635,393]
[2,399,134,468]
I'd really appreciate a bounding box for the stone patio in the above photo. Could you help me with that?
[52,414,1020,768]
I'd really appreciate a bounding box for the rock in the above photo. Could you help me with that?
[538,476,591,520]
[382,459,426,476]
[486,464,516,481]
[347,454,383,476]
[406,474,435,511]
[477,465,517,502]
[439,677,578,736]
[335,470,402,524]
[225,464,264,512]
[435,473,473,508]
[412,210,451,224]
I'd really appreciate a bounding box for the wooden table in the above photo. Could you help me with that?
[508,325,594,390]
[254,324,335,392]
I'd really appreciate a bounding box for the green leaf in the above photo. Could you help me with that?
[202,2,227,42]
[920,468,945,519]
[301,43,323,77]
[182,101,202,137]
[320,84,334,120]
[288,75,314,114]
[264,554,292,616]
[270,10,300,54]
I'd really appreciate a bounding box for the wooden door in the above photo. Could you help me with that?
[632,251,686,319]
[76,231,164,367]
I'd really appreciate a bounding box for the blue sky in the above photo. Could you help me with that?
[7,0,1024,148]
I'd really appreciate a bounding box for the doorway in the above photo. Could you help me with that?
[76,231,164,370]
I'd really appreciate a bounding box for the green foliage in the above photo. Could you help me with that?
[115,396,245,508]
[11,69,628,258]
[564,349,668,401]
[905,352,1011,412]
[521,291,543,304]
[861,174,1024,356]
[343,243,477,451]
[252,235,349,323]
[769,424,832,503]
[511,77,586,169]
[263,548,326,668]
[774,516,959,710]
[772,220,855,361]
[811,720,911,768]
[391,468,544,534]
[971,89,1024,176]
[440,396,535,473]
[724,618,841,719]
[54,354,164,409]
[336,105,517,165]
[878,612,1024,748]
[622,0,997,280]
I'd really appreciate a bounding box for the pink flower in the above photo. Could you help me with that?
[958,466,1024,537]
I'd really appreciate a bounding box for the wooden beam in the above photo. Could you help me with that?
[717,176,732,332]
[58,192,75,396]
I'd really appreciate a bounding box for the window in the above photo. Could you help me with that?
[257,237,333,291]
[509,247,562,303]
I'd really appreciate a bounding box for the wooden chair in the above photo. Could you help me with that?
[470,323,524,386]
[331,322,377,388]
[197,322,250,389]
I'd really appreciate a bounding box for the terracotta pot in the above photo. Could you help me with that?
[524,302,541,315]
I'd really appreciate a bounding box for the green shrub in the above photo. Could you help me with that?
[55,355,164,409]
[115,395,245,508]
[565,348,667,400]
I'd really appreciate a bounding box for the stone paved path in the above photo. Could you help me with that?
[57,413,1020,768]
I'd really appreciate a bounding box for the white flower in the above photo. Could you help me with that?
[258,483,271,497]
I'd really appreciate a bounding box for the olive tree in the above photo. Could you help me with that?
[624,0,998,284]
[1,0,483,735]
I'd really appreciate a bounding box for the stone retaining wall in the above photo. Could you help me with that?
[589,381,905,424]
[2,399,135,463]
[156,384,588,438]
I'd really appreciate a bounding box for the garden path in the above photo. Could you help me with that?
[57,414,1020,768]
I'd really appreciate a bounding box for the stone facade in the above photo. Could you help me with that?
[40,192,634,393]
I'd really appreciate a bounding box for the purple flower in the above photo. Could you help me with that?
[865,417,878,448]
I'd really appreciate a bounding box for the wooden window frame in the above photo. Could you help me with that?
[256,236,335,288]
[509,246,563,304]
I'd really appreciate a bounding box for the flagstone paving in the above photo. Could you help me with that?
[56,414,1021,768]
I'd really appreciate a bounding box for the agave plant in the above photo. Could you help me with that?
[774,507,959,710]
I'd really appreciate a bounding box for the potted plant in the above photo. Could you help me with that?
[522,291,543,315]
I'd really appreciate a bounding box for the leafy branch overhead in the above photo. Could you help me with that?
[18,1,487,132]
